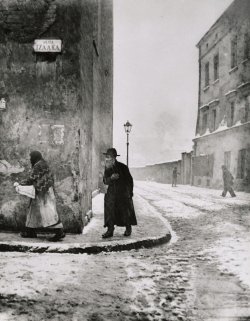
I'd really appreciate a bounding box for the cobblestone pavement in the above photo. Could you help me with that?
[0,182,250,321]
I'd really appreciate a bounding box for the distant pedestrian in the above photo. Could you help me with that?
[221,165,236,197]
[19,151,65,241]
[102,148,137,238]
[172,167,178,187]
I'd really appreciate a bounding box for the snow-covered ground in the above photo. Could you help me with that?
[0,181,249,321]
[209,234,250,288]
[136,181,250,290]
[135,181,250,215]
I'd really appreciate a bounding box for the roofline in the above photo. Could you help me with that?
[196,0,235,48]
[131,160,181,169]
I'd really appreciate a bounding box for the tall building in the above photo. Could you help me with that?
[0,0,113,232]
[193,0,250,191]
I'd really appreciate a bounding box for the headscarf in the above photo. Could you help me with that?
[30,151,54,193]
[30,151,43,167]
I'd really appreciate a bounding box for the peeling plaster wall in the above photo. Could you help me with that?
[0,0,113,232]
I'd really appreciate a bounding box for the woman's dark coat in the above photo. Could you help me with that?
[103,161,137,227]
[20,153,60,228]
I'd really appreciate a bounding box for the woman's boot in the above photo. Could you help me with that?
[124,225,132,236]
[20,228,37,238]
[102,227,114,238]
[49,228,66,242]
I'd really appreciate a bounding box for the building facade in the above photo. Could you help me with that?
[193,0,250,191]
[0,0,113,232]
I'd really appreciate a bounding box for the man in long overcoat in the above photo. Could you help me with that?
[221,165,236,197]
[102,148,137,238]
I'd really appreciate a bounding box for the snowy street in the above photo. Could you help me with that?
[1,181,250,321]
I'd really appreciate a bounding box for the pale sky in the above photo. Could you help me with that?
[113,0,233,167]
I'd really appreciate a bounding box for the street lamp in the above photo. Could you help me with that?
[124,120,132,167]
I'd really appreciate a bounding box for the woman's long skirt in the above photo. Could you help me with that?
[26,187,61,228]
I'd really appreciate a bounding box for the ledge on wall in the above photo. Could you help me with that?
[203,85,210,92]
[229,65,238,74]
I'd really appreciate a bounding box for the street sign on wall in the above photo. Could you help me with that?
[33,39,62,53]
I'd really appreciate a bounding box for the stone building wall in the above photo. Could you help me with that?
[0,0,113,232]
[193,0,250,191]
[193,124,250,190]
[92,0,113,193]
[131,161,182,185]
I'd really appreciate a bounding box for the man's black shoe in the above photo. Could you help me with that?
[102,230,114,238]
[124,226,132,236]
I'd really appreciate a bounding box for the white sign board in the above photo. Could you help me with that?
[51,125,65,145]
[0,98,6,110]
[33,39,62,53]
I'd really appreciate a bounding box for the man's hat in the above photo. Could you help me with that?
[103,148,120,157]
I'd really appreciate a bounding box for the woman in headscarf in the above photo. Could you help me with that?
[20,151,65,241]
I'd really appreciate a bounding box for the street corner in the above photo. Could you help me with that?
[0,193,172,255]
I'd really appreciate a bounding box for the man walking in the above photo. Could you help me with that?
[221,165,236,197]
[102,148,137,238]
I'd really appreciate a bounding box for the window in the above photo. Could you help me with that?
[224,151,231,170]
[230,102,235,126]
[202,112,208,131]
[244,33,249,60]
[231,37,238,68]
[211,109,216,131]
[237,149,246,178]
[214,54,219,80]
[205,62,209,87]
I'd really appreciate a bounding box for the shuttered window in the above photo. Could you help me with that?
[205,62,209,87]
[231,37,237,68]
[214,54,219,80]
[237,149,246,179]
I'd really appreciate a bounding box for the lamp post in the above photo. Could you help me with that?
[124,120,132,167]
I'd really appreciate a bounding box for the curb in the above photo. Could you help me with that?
[0,232,171,255]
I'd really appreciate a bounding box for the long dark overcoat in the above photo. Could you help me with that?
[223,169,234,189]
[103,161,137,227]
